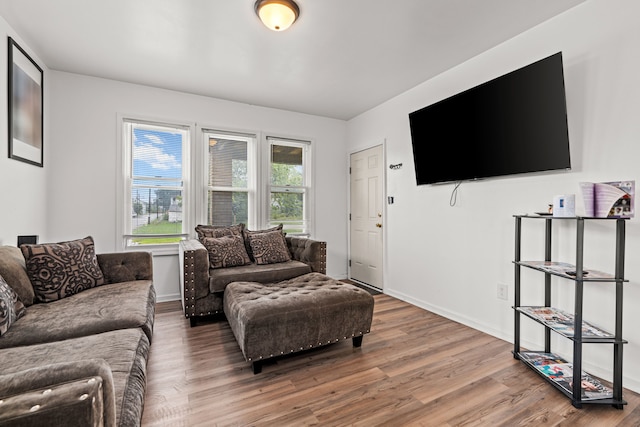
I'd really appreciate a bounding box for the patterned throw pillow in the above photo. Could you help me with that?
[195,224,244,241]
[242,224,284,261]
[247,229,292,265]
[202,234,252,269]
[20,236,105,303]
[0,274,27,336]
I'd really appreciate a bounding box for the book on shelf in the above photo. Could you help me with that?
[519,352,613,400]
[519,261,613,279]
[518,306,614,338]
[580,180,634,218]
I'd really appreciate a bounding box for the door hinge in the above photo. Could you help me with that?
[349,213,351,220]
[349,167,351,174]
[349,259,351,267]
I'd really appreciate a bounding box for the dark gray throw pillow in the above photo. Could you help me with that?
[242,224,284,261]
[195,223,244,241]
[247,229,292,265]
[202,234,252,269]
[20,236,105,303]
[0,274,27,336]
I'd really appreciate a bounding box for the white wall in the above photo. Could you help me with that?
[347,1,640,393]
[0,17,48,246]
[47,71,348,301]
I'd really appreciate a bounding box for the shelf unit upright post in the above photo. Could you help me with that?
[613,218,626,404]
[513,216,521,355]
[544,217,552,353]
[512,214,628,410]
[572,217,585,407]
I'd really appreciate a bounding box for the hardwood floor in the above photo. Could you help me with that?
[142,295,640,426]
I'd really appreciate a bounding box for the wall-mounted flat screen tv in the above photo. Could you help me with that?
[409,52,571,185]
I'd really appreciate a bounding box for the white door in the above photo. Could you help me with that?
[349,145,383,289]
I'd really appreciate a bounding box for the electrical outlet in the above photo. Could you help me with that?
[497,284,508,300]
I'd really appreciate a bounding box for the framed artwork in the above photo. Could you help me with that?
[8,37,43,167]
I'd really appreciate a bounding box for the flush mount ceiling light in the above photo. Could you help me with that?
[254,0,300,32]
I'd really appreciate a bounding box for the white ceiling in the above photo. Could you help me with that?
[0,0,586,120]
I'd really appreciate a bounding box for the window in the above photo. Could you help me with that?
[267,137,312,236]
[119,120,314,251]
[121,119,190,249]
[202,130,257,227]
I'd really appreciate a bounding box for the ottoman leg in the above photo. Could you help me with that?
[252,361,263,375]
[352,336,363,347]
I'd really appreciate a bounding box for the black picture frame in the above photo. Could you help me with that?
[8,37,43,167]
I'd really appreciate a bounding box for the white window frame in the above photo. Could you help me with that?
[197,128,258,229]
[117,115,193,255]
[263,135,314,236]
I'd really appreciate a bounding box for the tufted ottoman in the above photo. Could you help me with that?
[223,272,374,374]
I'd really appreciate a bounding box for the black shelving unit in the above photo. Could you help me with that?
[512,214,628,409]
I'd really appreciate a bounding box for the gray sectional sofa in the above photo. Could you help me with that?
[0,242,155,427]
[180,224,327,326]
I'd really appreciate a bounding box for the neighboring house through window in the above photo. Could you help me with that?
[202,131,313,235]
[202,129,257,228]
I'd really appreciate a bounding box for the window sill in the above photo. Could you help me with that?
[123,243,179,257]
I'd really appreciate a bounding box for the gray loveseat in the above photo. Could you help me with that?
[0,243,155,427]
[180,224,326,326]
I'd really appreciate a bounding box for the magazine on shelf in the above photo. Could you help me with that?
[519,261,613,279]
[551,367,614,400]
[519,351,568,367]
[522,261,573,274]
[518,307,614,338]
[579,180,635,218]
[519,352,613,400]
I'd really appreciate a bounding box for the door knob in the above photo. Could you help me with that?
[375,223,382,228]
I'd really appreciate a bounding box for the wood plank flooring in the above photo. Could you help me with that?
[142,295,640,426]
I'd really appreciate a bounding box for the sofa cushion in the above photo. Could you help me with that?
[195,223,244,241]
[242,224,283,261]
[208,260,311,293]
[0,274,26,336]
[246,229,291,265]
[202,235,252,269]
[20,236,106,303]
[0,280,155,349]
[0,246,35,306]
[0,328,150,427]
[97,251,154,284]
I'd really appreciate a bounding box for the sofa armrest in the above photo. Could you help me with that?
[286,236,327,274]
[97,251,153,284]
[0,360,116,427]
[179,239,210,319]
